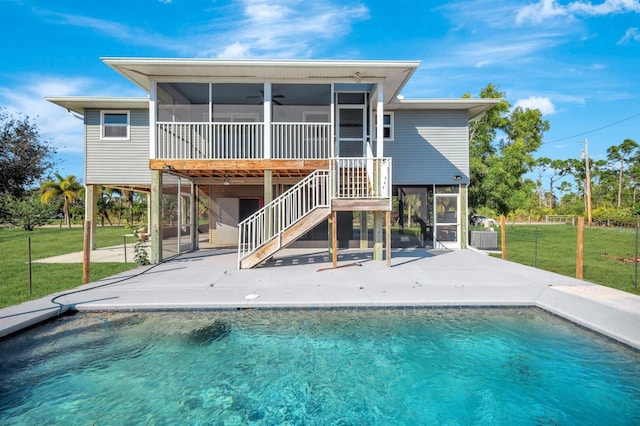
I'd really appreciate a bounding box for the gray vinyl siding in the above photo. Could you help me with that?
[384,110,469,185]
[85,109,151,185]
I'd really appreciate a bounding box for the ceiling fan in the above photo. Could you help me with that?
[246,90,285,105]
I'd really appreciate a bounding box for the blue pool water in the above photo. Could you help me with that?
[1,308,639,424]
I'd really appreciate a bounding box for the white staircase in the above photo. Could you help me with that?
[238,170,330,269]
[237,157,392,269]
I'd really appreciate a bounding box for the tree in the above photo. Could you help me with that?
[606,138,638,207]
[40,173,82,227]
[465,84,509,210]
[466,85,549,215]
[2,192,57,231]
[0,108,56,196]
[537,157,570,208]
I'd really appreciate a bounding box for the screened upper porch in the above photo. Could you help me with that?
[156,82,335,160]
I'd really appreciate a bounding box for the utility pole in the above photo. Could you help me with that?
[581,139,593,226]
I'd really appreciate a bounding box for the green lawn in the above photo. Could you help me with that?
[0,226,138,309]
[496,224,640,296]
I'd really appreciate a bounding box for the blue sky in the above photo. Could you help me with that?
[1,0,639,184]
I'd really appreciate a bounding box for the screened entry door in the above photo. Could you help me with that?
[434,192,460,249]
[336,92,367,157]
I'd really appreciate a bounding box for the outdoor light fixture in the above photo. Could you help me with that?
[454,175,461,180]
[223,176,230,186]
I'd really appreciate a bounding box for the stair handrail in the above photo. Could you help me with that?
[237,169,330,267]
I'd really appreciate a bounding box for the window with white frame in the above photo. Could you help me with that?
[374,111,394,141]
[382,112,394,141]
[101,111,130,139]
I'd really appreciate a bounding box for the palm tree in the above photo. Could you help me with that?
[40,173,82,227]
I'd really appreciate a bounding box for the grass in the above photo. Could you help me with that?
[0,225,138,309]
[496,224,640,296]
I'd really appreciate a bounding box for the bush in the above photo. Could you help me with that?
[592,206,637,228]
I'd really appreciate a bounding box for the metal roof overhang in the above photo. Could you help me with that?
[386,98,502,120]
[45,97,149,115]
[101,58,421,104]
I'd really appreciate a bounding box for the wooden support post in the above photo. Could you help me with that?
[373,211,383,261]
[386,211,391,267]
[151,170,162,264]
[85,184,98,250]
[264,170,273,241]
[501,215,506,260]
[83,220,91,284]
[360,211,368,249]
[576,216,584,279]
[332,210,338,267]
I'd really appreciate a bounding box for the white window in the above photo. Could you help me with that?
[374,111,394,141]
[101,111,130,140]
[382,112,394,141]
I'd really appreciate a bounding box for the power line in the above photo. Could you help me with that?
[543,112,640,145]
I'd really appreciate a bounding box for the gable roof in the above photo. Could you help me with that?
[102,58,420,104]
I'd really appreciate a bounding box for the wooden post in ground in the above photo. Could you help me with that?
[360,212,368,249]
[373,211,384,261]
[85,184,97,250]
[386,210,391,267]
[332,210,338,267]
[151,170,163,264]
[83,220,91,284]
[501,215,506,260]
[576,216,584,279]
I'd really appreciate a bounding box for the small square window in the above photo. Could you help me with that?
[101,111,130,140]
[376,112,394,141]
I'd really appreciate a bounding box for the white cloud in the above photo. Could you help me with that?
[568,0,640,15]
[35,1,369,59]
[617,27,640,44]
[37,9,192,54]
[0,75,138,154]
[516,0,567,25]
[514,96,556,115]
[217,42,252,59]
[516,0,640,24]
[200,0,370,58]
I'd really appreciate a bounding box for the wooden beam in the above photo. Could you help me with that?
[332,199,391,211]
[150,159,328,172]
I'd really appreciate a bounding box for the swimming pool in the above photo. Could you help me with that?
[1,308,639,424]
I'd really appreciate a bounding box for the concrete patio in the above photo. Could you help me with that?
[2,247,640,350]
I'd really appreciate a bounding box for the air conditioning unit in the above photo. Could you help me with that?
[470,230,498,250]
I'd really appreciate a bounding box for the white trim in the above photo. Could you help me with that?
[100,110,130,140]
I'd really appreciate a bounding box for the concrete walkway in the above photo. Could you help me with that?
[2,248,640,349]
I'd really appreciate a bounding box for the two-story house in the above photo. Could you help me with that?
[47,58,498,268]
